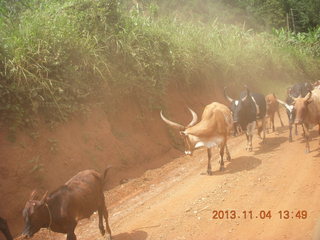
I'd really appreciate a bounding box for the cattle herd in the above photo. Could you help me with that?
[0,82,319,240]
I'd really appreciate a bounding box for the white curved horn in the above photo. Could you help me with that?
[277,99,292,112]
[186,107,198,128]
[224,87,234,103]
[160,111,185,131]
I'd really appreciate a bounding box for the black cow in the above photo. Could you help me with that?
[0,217,13,240]
[277,82,313,142]
[22,168,112,240]
[224,86,266,151]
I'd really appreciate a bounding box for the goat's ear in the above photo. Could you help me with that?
[40,191,48,203]
[29,190,38,201]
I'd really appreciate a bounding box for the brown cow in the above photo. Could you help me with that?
[22,168,112,240]
[0,217,13,240]
[160,102,233,174]
[291,89,320,153]
[265,93,284,132]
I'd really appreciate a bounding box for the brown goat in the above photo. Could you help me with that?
[22,168,112,240]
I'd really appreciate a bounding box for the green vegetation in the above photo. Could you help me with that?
[0,0,319,131]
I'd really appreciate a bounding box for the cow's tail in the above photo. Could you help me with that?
[102,165,112,187]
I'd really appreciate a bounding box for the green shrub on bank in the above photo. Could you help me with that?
[0,0,319,130]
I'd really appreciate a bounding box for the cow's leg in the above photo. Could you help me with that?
[225,143,231,161]
[277,110,284,127]
[207,148,213,175]
[66,222,77,240]
[219,141,226,171]
[295,124,298,135]
[289,122,293,142]
[302,123,310,153]
[245,133,249,151]
[246,122,255,151]
[262,118,266,141]
[101,199,112,240]
[233,123,238,136]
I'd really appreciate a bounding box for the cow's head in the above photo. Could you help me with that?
[277,99,295,124]
[224,86,251,126]
[160,108,198,155]
[291,91,312,124]
[22,191,49,238]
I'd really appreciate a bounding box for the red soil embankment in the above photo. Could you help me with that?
[0,82,226,237]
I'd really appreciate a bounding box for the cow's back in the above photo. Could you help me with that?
[291,82,313,97]
[307,88,320,124]
[187,102,232,137]
[251,93,266,119]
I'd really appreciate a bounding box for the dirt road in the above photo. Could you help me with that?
[21,118,320,240]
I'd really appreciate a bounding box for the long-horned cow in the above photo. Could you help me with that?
[265,93,284,132]
[224,86,266,151]
[290,89,320,153]
[160,102,232,175]
[0,217,13,240]
[22,168,112,240]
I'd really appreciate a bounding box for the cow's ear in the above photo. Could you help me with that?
[307,99,313,105]
[40,191,48,203]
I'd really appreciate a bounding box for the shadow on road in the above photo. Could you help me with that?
[253,136,287,155]
[212,156,261,175]
[112,230,148,240]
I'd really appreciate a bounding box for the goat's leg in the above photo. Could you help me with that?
[0,218,13,240]
[271,114,275,132]
[102,200,112,240]
[277,110,284,127]
[98,207,105,235]
[66,222,77,240]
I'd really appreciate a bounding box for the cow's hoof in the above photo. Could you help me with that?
[100,229,105,236]
[219,166,225,171]
[105,235,112,240]
[289,138,292,143]
[207,170,213,175]
[305,149,310,154]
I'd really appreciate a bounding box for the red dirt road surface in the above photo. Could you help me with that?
[16,119,320,240]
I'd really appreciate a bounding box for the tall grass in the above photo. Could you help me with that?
[0,0,319,130]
